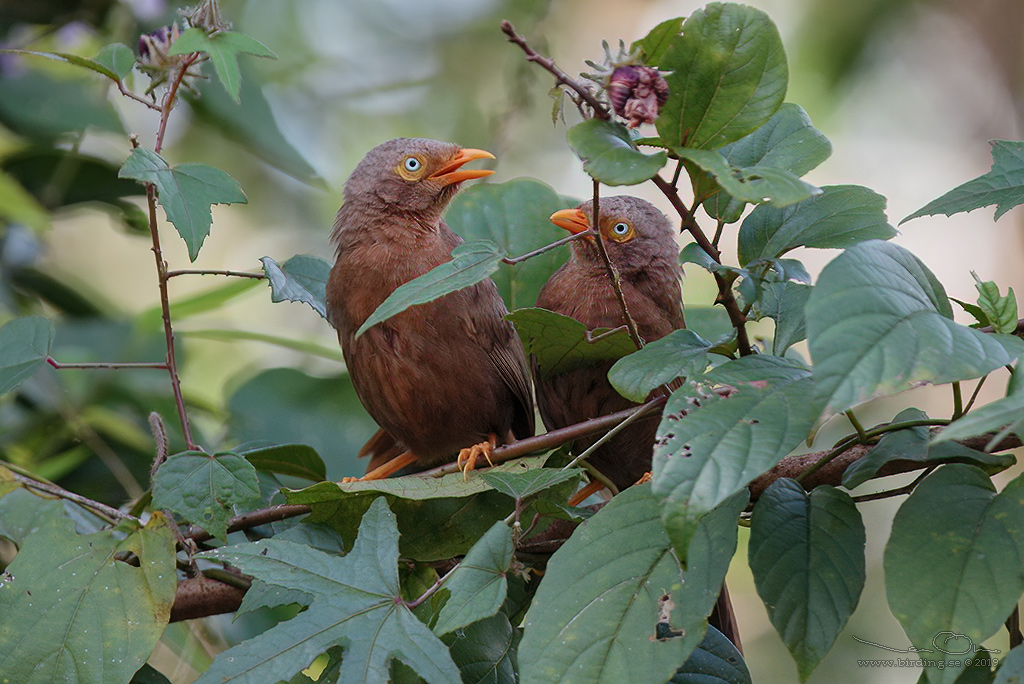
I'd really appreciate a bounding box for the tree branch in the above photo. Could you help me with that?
[165,269,266,279]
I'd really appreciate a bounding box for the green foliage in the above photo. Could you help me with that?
[507,307,636,376]
[0,510,176,684]
[241,444,327,482]
[168,29,276,102]
[433,521,514,636]
[675,146,820,208]
[904,140,1024,223]
[152,450,262,541]
[972,272,1019,334]
[197,498,460,683]
[261,254,331,319]
[118,148,247,261]
[749,479,865,680]
[356,241,506,338]
[567,119,667,185]
[608,328,713,402]
[885,466,1024,683]
[0,315,53,395]
[669,626,751,683]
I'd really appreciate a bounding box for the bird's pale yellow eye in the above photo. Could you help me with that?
[607,220,635,242]
[397,155,426,180]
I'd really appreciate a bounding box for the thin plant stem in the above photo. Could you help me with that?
[589,180,644,349]
[951,381,964,419]
[165,269,266,279]
[406,564,460,609]
[47,357,168,370]
[502,231,589,265]
[564,398,663,471]
[6,467,135,523]
[845,409,868,442]
[852,467,934,503]
[962,376,988,415]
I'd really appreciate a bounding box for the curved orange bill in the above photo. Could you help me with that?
[431,148,495,185]
[549,208,592,235]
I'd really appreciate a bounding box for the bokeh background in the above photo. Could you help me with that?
[1,0,1022,681]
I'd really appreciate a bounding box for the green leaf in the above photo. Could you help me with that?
[566,119,667,185]
[0,168,50,231]
[994,644,1024,683]
[93,43,135,80]
[738,185,895,265]
[701,103,832,223]
[749,479,865,680]
[480,468,584,502]
[118,148,247,261]
[755,281,811,355]
[0,316,53,395]
[931,375,1024,451]
[632,17,684,66]
[241,444,327,482]
[444,612,518,684]
[169,28,276,102]
[130,663,173,684]
[686,306,735,344]
[903,140,1024,223]
[680,242,717,270]
[0,514,176,684]
[973,272,1019,335]
[446,178,572,310]
[355,241,505,338]
[152,450,262,541]
[844,409,1014,489]
[261,254,331,319]
[506,307,637,377]
[608,329,713,402]
[656,3,788,150]
[676,146,819,208]
[807,241,1022,416]
[653,355,817,551]
[0,69,122,138]
[196,498,460,684]
[519,484,707,684]
[885,465,1024,684]
[668,625,751,683]
[433,521,514,636]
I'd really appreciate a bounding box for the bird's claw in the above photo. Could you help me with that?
[457,441,495,480]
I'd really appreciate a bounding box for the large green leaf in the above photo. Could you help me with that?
[806,240,1022,416]
[445,179,571,310]
[738,185,895,265]
[241,443,327,482]
[885,465,1024,684]
[0,315,53,395]
[607,329,713,402]
[444,612,518,684]
[903,140,1024,223]
[754,281,811,355]
[506,307,637,377]
[0,69,123,139]
[356,241,505,338]
[701,103,832,223]
[632,17,685,66]
[669,625,751,683]
[0,514,176,684]
[653,355,817,551]
[566,119,667,186]
[433,521,514,636]
[261,254,331,319]
[169,28,276,102]
[119,148,247,261]
[480,468,584,502]
[656,3,788,150]
[152,450,262,541]
[749,479,865,680]
[518,484,707,684]
[196,498,460,684]
[675,147,819,208]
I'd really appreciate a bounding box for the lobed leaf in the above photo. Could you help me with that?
[356,241,506,338]
[0,315,53,396]
[169,28,276,102]
[507,307,636,378]
[748,479,865,680]
[567,119,667,186]
[261,254,331,319]
[608,329,713,402]
[738,185,895,265]
[972,272,1018,335]
[754,281,811,355]
[152,450,262,541]
[433,521,514,636]
[656,3,788,150]
[196,498,460,684]
[119,148,247,261]
[480,468,584,502]
[885,465,1024,684]
[806,240,1023,416]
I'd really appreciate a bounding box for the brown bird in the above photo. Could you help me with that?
[326,138,534,479]
[534,195,683,493]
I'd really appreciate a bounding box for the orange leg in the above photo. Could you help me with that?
[567,479,606,506]
[457,433,498,479]
[341,450,420,482]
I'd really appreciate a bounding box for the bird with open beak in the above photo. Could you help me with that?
[535,195,683,492]
[326,138,534,479]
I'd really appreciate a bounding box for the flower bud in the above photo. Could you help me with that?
[607,65,669,128]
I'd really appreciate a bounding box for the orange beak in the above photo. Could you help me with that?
[431,148,495,185]
[549,208,592,235]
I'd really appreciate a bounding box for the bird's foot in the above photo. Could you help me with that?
[457,435,497,480]
[567,479,606,506]
[634,471,652,486]
[340,476,359,483]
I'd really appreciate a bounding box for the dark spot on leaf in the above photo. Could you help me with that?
[655,593,684,640]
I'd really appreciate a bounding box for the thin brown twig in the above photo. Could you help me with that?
[500,21,611,120]
[116,80,162,111]
[589,180,644,348]
[165,269,266,279]
[502,232,589,265]
[155,52,199,154]
[47,357,169,370]
[851,467,934,503]
[6,469,135,523]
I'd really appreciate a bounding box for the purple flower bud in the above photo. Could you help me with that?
[607,65,669,128]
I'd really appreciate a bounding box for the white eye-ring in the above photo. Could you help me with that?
[404,157,422,172]
[612,222,630,235]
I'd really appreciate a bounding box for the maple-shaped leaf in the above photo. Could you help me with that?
[169,28,276,102]
[119,147,246,261]
[903,140,1024,223]
[195,497,459,684]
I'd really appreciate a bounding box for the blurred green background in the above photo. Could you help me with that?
[1,0,1022,681]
